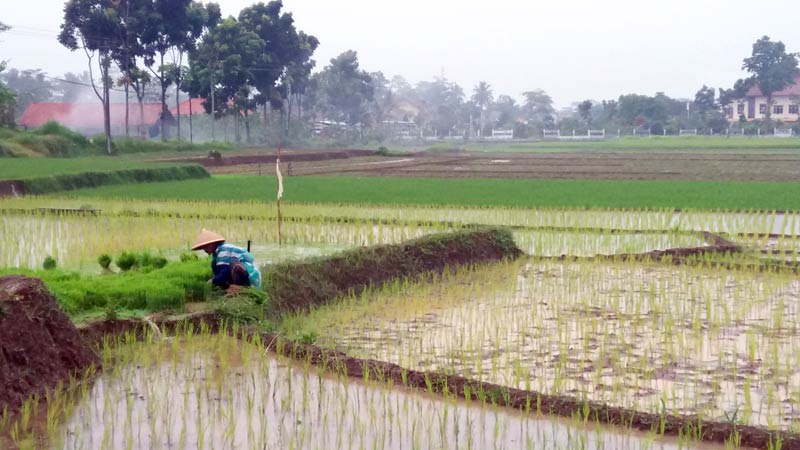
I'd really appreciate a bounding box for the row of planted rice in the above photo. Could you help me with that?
[2,329,710,450]
[2,195,799,449]
[287,259,800,430]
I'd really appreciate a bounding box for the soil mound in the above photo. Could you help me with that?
[266,227,522,312]
[0,275,100,413]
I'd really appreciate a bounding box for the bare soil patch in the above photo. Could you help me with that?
[0,276,99,414]
[212,151,800,181]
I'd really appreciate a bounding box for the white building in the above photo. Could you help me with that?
[725,74,800,122]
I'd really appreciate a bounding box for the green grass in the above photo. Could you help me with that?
[0,158,188,180]
[0,259,212,317]
[0,123,234,157]
[0,157,209,195]
[462,136,800,153]
[61,174,800,210]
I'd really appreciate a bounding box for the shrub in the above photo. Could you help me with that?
[116,252,139,272]
[97,254,112,270]
[42,256,57,270]
[22,165,210,195]
[376,146,390,156]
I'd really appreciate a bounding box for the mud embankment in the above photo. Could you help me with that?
[0,276,99,414]
[168,149,380,167]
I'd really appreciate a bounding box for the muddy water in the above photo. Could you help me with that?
[47,335,727,450]
[317,260,800,428]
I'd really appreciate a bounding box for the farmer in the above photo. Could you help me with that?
[191,229,262,294]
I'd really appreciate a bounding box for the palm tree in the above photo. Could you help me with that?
[471,81,493,136]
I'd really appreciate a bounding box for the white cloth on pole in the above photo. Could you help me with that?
[276,159,284,200]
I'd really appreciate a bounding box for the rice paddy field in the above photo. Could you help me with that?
[3,192,800,449]
[2,329,732,450]
[53,174,800,210]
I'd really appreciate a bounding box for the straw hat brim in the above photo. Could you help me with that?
[191,229,225,250]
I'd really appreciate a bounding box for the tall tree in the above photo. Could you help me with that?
[59,0,125,154]
[368,71,391,127]
[142,0,220,140]
[494,95,518,127]
[313,50,373,126]
[693,85,717,117]
[414,78,464,136]
[718,78,754,110]
[0,68,54,118]
[577,100,592,125]
[471,81,493,136]
[238,1,317,134]
[185,16,264,141]
[53,71,93,102]
[0,22,14,126]
[742,36,799,121]
[522,89,554,126]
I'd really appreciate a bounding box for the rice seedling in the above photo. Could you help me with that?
[0,328,721,449]
[293,258,800,429]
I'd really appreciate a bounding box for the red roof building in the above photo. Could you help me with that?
[725,74,800,122]
[19,103,162,129]
[169,98,206,116]
[745,74,800,98]
[19,99,208,135]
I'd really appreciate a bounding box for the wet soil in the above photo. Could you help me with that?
[212,151,800,182]
[0,276,99,413]
[165,149,380,167]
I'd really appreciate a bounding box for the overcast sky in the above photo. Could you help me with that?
[1,0,798,107]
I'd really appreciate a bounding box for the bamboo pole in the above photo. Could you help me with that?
[276,143,283,246]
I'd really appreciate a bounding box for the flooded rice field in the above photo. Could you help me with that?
[5,334,728,450]
[2,215,713,270]
[301,260,800,429]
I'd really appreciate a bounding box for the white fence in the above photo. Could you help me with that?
[679,129,698,136]
[490,129,514,140]
[543,129,606,140]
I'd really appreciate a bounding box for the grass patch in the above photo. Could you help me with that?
[0,158,191,180]
[0,123,234,157]
[62,174,800,211]
[22,165,210,195]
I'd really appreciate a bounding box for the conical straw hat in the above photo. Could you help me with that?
[191,229,225,250]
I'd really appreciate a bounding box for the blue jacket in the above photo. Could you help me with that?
[211,242,262,288]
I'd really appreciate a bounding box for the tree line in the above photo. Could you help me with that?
[1,7,798,146]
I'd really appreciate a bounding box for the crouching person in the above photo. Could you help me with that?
[191,229,261,295]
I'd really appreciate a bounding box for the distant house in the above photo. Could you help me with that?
[19,98,206,136]
[169,98,206,116]
[725,74,800,122]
